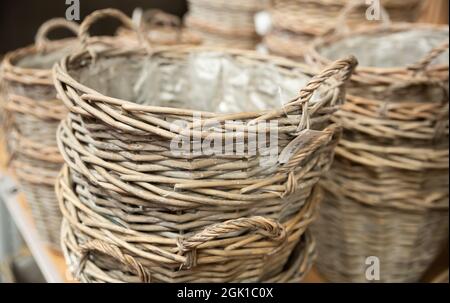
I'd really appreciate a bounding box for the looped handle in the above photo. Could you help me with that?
[408,41,449,74]
[78,239,151,283]
[35,18,80,50]
[285,55,358,131]
[288,55,358,106]
[329,0,391,36]
[177,216,287,268]
[79,8,150,54]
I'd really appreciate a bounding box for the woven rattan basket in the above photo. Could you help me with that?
[265,0,423,60]
[186,0,270,49]
[0,19,81,248]
[307,23,449,282]
[53,9,357,283]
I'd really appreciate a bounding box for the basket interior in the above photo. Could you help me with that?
[70,51,317,113]
[319,29,449,68]
[15,44,75,70]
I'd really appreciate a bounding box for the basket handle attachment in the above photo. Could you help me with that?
[79,8,151,58]
[284,55,357,132]
[35,18,80,51]
[408,40,449,74]
[78,239,151,283]
[326,0,391,37]
[177,216,287,269]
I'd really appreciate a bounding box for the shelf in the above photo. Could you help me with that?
[0,172,70,283]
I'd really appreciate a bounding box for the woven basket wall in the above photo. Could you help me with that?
[0,19,80,248]
[265,0,424,60]
[307,23,449,282]
[54,9,357,283]
[185,0,270,49]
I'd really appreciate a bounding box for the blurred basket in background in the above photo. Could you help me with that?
[265,0,424,60]
[54,9,357,283]
[118,9,201,46]
[307,23,449,282]
[0,19,80,248]
[185,0,270,49]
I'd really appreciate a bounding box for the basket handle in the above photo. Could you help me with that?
[408,40,449,74]
[78,239,151,283]
[327,0,391,36]
[79,8,151,54]
[285,55,357,131]
[35,18,80,50]
[178,216,287,268]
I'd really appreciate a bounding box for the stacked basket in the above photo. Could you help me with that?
[0,19,80,248]
[307,23,449,282]
[185,0,270,49]
[54,9,357,283]
[265,0,424,60]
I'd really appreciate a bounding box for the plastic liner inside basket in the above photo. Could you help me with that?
[72,52,315,114]
[319,29,449,68]
[14,44,76,69]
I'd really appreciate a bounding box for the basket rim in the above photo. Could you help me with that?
[308,22,449,77]
[54,44,353,118]
[1,38,77,86]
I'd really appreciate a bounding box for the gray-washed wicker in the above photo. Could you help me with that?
[54,9,357,283]
[265,0,424,60]
[0,18,79,248]
[307,23,449,282]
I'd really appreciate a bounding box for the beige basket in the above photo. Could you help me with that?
[265,0,424,60]
[307,23,449,282]
[54,9,357,283]
[118,9,201,46]
[186,0,270,49]
[0,18,80,248]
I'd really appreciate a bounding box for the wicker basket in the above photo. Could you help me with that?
[0,19,80,248]
[265,0,424,60]
[186,0,270,49]
[307,23,449,282]
[118,9,201,46]
[53,9,357,283]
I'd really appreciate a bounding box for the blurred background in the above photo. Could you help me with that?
[0,0,187,54]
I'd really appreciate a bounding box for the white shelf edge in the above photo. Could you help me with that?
[0,173,64,283]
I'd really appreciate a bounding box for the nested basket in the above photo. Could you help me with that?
[53,9,357,283]
[265,0,423,60]
[185,0,270,49]
[0,19,80,248]
[118,9,201,46]
[307,23,449,282]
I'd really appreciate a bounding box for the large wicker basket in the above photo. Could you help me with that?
[265,0,424,60]
[0,19,80,248]
[307,23,449,282]
[53,9,357,283]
